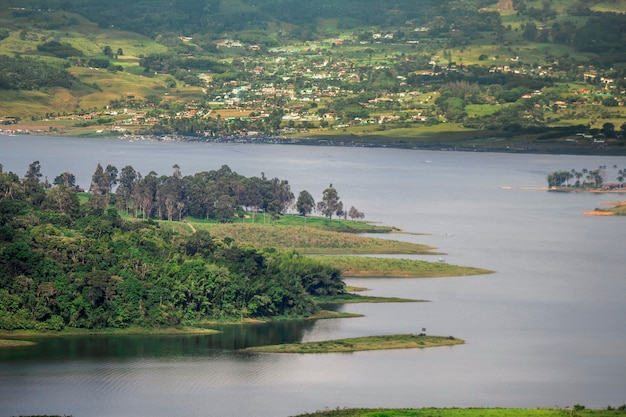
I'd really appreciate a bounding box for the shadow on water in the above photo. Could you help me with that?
[1,319,319,362]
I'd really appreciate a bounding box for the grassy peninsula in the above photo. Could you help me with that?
[9,407,626,417]
[0,339,36,348]
[312,256,493,278]
[583,201,626,216]
[245,334,463,353]
[164,221,439,255]
[289,407,626,417]
[1,161,492,351]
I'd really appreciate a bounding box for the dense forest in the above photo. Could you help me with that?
[9,0,499,38]
[0,162,345,331]
[0,56,76,91]
[9,0,625,58]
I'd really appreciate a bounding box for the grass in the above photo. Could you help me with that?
[289,408,626,417]
[179,222,440,255]
[275,215,400,233]
[306,310,364,319]
[311,256,494,278]
[162,216,495,279]
[0,326,219,340]
[583,201,626,216]
[0,339,36,348]
[244,334,464,353]
[315,293,425,304]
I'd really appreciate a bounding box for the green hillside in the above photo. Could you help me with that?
[1,0,626,153]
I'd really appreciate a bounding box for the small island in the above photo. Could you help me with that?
[546,166,626,192]
[544,167,626,217]
[244,334,463,353]
[583,201,626,216]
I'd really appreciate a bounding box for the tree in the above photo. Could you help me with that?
[348,206,365,220]
[53,172,77,190]
[214,195,235,222]
[103,45,113,58]
[89,163,110,210]
[547,170,572,187]
[116,165,137,214]
[45,185,80,216]
[105,165,118,191]
[522,22,538,41]
[23,161,45,206]
[602,122,616,138]
[267,178,294,216]
[25,161,42,181]
[296,190,315,217]
[318,184,342,219]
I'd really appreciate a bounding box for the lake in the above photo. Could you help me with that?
[1,136,625,417]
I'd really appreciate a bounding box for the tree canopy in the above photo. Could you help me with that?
[317,184,343,219]
[0,162,345,331]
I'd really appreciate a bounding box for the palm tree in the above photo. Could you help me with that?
[574,171,583,188]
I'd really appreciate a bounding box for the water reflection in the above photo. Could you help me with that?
[1,138,626,416]
[1,319,320,362]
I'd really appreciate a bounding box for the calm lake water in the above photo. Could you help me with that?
[1,136,625,417]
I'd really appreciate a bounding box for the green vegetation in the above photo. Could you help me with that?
[312,256,493,277]
[273,215,399,234]
[0,163,348,331]
[315,293,423,304]
[196,224,438,255]
[245,334,463,353]
[0,56,76,90]
[306,310,364,320]
[0,339,36,348]
[6,409,626,417]
[0,160,492,333]
[289,407,626,417]
[1,1,626,154]
[583,201,626,216]
[547,165,626,190]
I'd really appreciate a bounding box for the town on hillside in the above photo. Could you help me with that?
[1,1,626,153]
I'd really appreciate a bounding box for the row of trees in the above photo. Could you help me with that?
[546,165,625,189]
[82,163,362,222]
[0,162,346,330]
[0,56,75,90]
[3,161,365,224]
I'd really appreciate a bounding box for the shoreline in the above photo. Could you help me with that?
[244,334,464,353]
[582,201,626,216]
[501,186,626,194]
[0,310,378,344]
[3,130,626,157]
[0,325,220,340]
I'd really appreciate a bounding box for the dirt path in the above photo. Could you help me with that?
[184,220,196,233]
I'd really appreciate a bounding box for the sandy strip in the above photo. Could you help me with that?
[582,211,615,216]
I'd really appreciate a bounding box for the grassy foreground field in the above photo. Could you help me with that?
[245,334,463,353]
[289,408,626,417]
